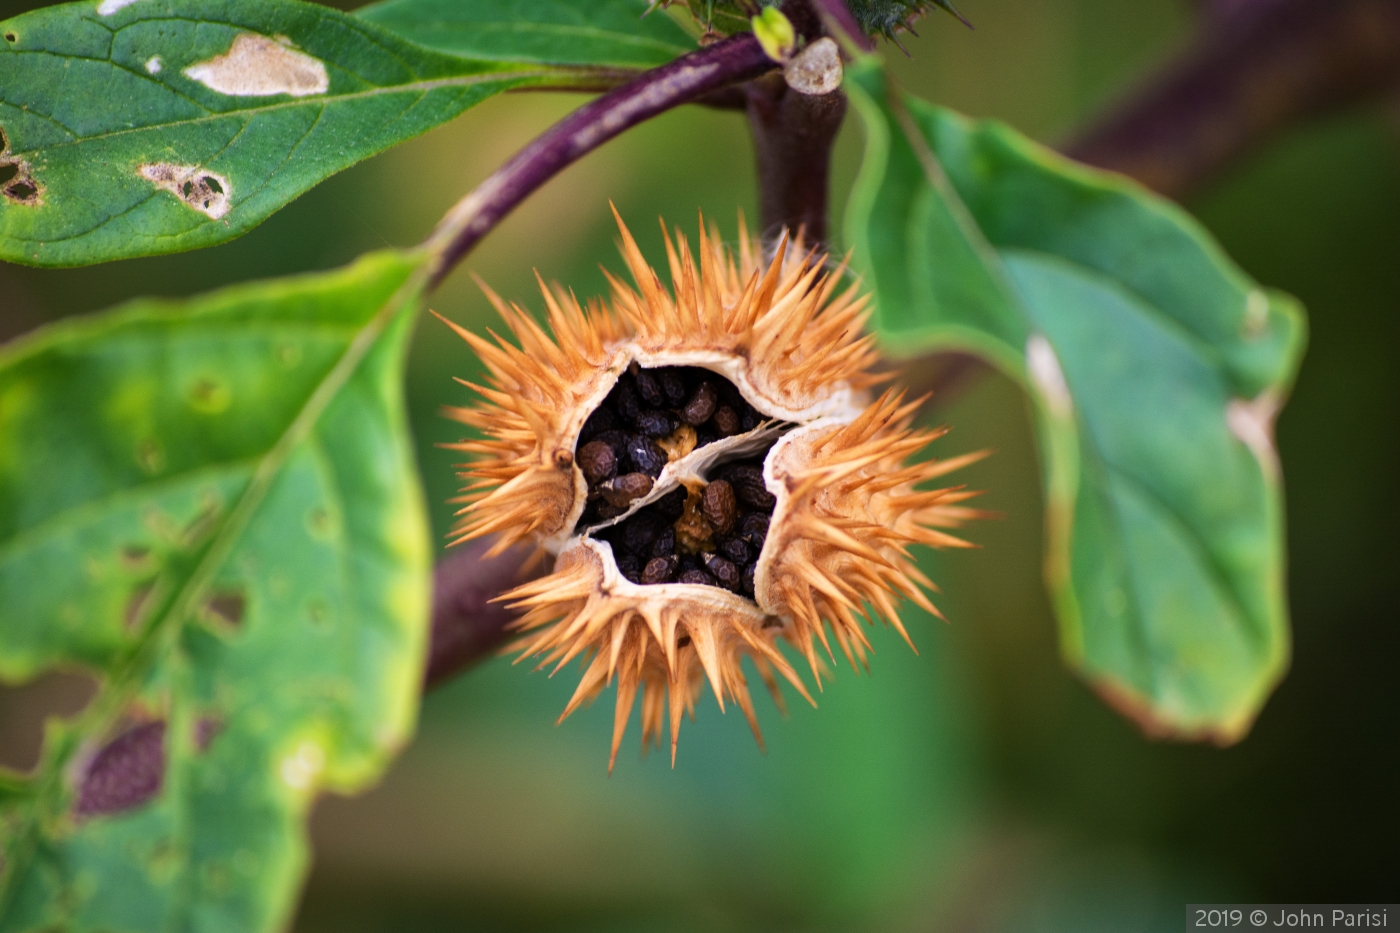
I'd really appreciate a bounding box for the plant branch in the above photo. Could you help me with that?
[1065,0,1400,199]
[426,34,777,289]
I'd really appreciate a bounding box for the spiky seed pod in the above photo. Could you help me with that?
[443,209,984,770]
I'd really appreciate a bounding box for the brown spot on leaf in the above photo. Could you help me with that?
[120,544,151,570]
[202,590,245,629]
[74,721,165,818]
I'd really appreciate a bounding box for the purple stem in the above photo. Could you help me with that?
[427,33,777,288]
[1065,0,1400,199]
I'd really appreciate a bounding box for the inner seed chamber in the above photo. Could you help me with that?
[573,363,785,599]
[444,213,983,768]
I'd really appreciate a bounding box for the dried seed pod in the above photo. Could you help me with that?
[442,210,984,771]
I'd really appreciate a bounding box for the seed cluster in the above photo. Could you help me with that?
[592,456,776,597]
[574,364,765,528]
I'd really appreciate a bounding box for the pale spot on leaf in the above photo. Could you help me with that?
[1026,334,1073,419]
[183,33,329,99]
[138,164,230,219]
[278,740,324,791]
[95,0,141,15]
[144,56,161,75]
[1227,390,1281,480]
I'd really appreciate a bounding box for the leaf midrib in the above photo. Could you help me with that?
[4,68,561,157]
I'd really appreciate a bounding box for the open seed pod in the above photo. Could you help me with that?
[442,209,985,770]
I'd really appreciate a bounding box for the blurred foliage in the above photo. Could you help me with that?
[0,0,1394,929]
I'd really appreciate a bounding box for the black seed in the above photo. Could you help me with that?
[601,471,653,507]
[718,536,749,565]
[701,480,737,535]
[725,465,775,509]
[652,526,676,559]
[654,488,687,522]
[622,511,664,554]
[579,406,619,442]
[742,563,756,596]
[739,512,770,545]
[613,377,642,423]
[596,501,628,520]
[704,555,741,591]
[678,568,716,586]
[682,381,718,425]
[635,410,676,437]
[712,406,740,436]
[660,370,687,407]
[740,407,760,432]
[625,435,667,477]
[616,554,642,583]
[635,368,665,407]
[695,430,719,448]
[642,556,677,585]
[577,440,617,485]
[594,429,628,457]
[716,380,745,409]
[677,634,693,648]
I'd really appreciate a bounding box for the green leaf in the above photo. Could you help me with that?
[356,0,695,70]
[845,60,1306,742]
[0,0,603,268]
[0,250,432,931]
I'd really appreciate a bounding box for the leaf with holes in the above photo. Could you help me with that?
[356,0,695,70]
[0,250,431,931]
[845,60,1306,742]
[0,0,634,268]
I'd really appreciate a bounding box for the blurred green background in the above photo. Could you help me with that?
[1,0,1396,929]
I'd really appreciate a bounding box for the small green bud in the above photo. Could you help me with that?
[751,6,797,62]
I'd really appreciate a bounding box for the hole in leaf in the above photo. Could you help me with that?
[203,590,245,628]
[2,32,15,43]
[0,164,15,186]
[202,175,223,194]
[0,671,100,773]
[3,180,37,203]
[74,720,165,819]
[124,580,157,630]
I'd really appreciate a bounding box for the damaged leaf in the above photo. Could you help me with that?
[0,0,629,267]
[356,0,695,70]
[845,60,1306,743]
[0,251,432,931]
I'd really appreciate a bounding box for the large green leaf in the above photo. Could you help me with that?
[356,0,695,70]
[0,0,618,268]
[845,60,1305,742]
[0,250,432,931]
